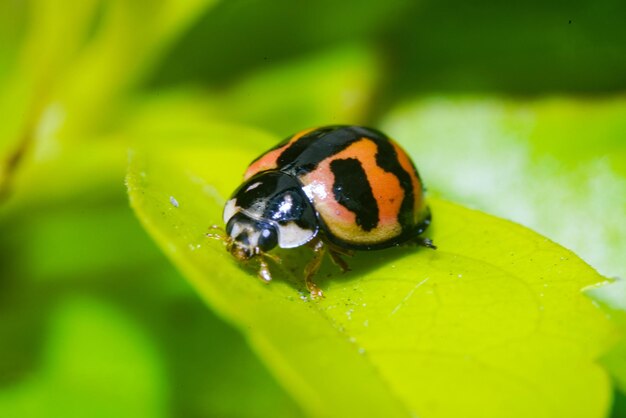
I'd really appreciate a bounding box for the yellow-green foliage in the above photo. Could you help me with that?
[1,1,625,417]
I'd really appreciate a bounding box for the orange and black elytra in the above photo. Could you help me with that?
[210,125,435,298]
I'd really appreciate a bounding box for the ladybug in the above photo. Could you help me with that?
[211,125,434,298]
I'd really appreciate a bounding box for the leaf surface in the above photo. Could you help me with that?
[382,97,626,280]
[587,279,626,396]
[0,297,167,418]
[127,124,617,418]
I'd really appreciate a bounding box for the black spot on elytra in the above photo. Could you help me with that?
[369,135,416,228]
[277,126,359,175]
[330,158,379,231]
[246,126,429,247]
[348,126,423,229]
[273,125,422,230]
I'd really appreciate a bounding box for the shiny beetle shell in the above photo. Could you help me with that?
[225,125,431,251]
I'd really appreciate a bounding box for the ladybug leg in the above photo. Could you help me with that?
[407,236,437,250]
[261,251,282,265]
[321,240,353,272]
[326,242,354,257]
[256,249,283,283]
[328,250,350,273]
[304,239,326,299]
[417,237,437,250]
[326,243,353,273]
[257,257,273,283]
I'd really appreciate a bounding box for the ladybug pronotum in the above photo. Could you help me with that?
[211,125,434,298]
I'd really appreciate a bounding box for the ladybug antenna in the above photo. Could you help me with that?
[256,249,284,283]
[206,225,231,245]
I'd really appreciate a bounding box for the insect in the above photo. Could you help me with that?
[210,125,434,298]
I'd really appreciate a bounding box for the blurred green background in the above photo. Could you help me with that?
[0,0,624,417]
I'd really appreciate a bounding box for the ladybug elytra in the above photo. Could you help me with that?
[210,125,434,298]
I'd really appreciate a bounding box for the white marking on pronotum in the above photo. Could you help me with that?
[390,277,430,316]
[229,221,262,248]
[276,222,316,248]
[229,222,243,238]
[223,198,239,223]
[169,196,179,208]
[247,229,262,248]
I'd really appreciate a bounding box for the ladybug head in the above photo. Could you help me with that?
[225,212,278,261]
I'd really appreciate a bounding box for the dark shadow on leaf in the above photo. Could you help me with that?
[225,225,438,298]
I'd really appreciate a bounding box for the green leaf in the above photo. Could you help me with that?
[127,124,617,418]
[0,0,217,197]
[0,194,303,417]
[381,2,626,98]
[209,45,381,134]
[381,97,626,410]
[152,0,412,86]
[0,297,167,418]
[122,44,380,141]
[382,97,626,280]
[586,279,626,396]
